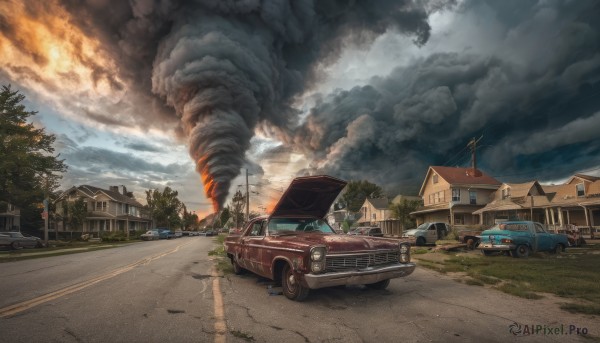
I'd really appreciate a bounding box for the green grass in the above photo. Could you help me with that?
[209,234,233,274]
[413,249,600,313]
[560,303,600,316]
[464,279,484,286]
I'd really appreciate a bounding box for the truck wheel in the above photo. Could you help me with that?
[281,264,309,301]
[366,279,390,290]
[551,244,565,254]
[481,250,493,256]
[416,237,426,246]
[511,245,530,258]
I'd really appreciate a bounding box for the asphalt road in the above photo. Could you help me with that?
[0,237,596,343]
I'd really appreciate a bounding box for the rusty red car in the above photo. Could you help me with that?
[224,175,415,301]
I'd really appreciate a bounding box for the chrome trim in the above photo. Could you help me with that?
[477,244,514,251]
[326,249,398,257]
[304,263,416,289]
[245,244,304,253]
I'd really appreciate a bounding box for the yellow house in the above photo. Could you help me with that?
[358,198,391,225]
[411,166,501,226]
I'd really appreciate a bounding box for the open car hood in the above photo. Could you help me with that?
[270,175,347,218]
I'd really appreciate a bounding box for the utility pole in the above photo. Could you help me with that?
[43,174,49,244]
[246,168,249,222]
[466,135,483,176]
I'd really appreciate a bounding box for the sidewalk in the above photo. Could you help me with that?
[0,242,132,261]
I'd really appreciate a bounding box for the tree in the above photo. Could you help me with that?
[389,199,421,229]
[338,180,384,213]
[0,85,67,230]
[181,205,198,230]
[230,190,246,229]
[219,207,231,228]
[66,198,88,231]
[145,187,183,229]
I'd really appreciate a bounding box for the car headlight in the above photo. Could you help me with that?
[399,242,410,263]
[310,246,326,261]
[310,246,326,274]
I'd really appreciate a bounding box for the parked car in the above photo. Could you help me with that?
[174,230,183,238]
[0,232,45,249]
[355,227,384,237]
[140,230,160,241]
[224,175,415,301]
[402,222,449,246]
[477,221,569,258]
[158,229,175,239]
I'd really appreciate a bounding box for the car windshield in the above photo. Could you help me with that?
[268,218,335,235]
[416,223,429,230]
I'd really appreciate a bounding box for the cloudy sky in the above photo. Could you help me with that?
[1,0,599,217]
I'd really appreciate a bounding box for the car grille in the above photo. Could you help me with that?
[325,251,399,272]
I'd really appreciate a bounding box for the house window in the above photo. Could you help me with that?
[452,188,460,202]
[576,183,585,197]
[432,174,438,184]
[434,192,440,203]
[95,201,107,211]
[469,191,477,205]
[372,213,376,220]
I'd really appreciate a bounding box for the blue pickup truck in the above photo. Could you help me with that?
[477,221,568,258]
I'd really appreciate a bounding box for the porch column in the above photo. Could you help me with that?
[544,208,550,225]
[582,206,591,227]
[550,208,556,225]
[449,207,454,226]
[557,207,564,226]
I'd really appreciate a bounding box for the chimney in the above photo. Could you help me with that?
[121,185,128,196]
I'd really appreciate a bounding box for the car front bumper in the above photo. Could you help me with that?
[303,263,416,289]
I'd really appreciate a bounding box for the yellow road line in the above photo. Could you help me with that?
[0,242,190,318]
[212,265,227,343]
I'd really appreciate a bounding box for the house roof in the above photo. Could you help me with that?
[504,181,545,198]
[472,195,551,214]
[58,185,143,207]
[540,184,561,194]
[366,198,389,210]
[419,166,501,195]
[571,173,600,183]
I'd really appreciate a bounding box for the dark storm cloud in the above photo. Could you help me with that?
[51,0,435,210]
[62,147,183,175]
[122,141,166,153]
[283,0,600,194]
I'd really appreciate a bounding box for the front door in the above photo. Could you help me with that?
[533,222,553,252]
[426,224,438,243]
[241,220,266,275]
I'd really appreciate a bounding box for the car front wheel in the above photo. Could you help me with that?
[511,245,530,258]
[416,237,426,246]
[281,264,309,301]
[11,241,21,250]
[231,257,244,275]
[366,279,390,290]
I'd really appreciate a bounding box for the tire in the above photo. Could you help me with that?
[10,241,21,250]
[366,279,390,290]
[231,256,244,275]
[511,245,530,258]
[551,244,565,254]
[281,264,309,301]
[481,249,493,256]
[416,237,426,246]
